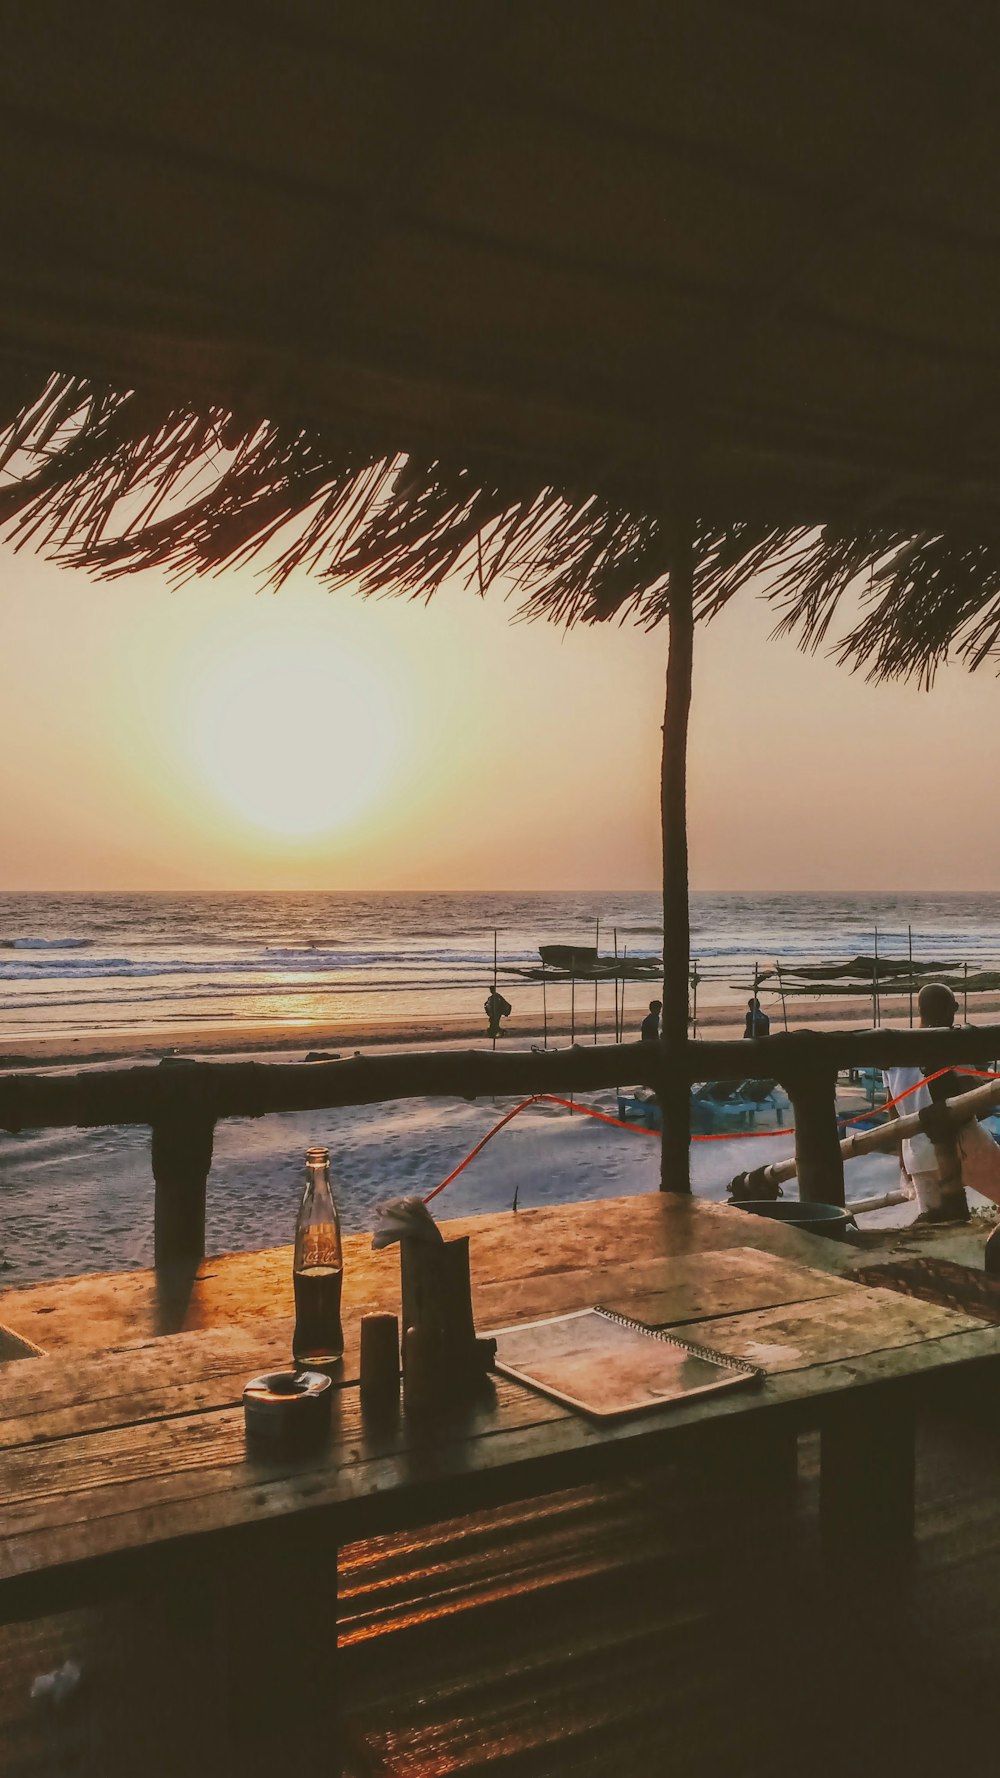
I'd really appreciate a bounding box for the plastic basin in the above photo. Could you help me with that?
[729,1199,856,1241]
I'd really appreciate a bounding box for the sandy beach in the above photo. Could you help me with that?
[0,1061,926,1288]
[5,887,1000,1286]
[3,991,974,1287]
[7,986,1000,1072]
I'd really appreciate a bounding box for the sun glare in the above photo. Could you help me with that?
[186,631,398,837]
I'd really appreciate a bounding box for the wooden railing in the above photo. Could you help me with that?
[2,1026,998,1266]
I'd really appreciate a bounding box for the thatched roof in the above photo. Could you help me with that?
[5,2,1000,676]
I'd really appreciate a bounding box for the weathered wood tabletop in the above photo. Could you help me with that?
[1,1196,996,1613]
[2,1195,997,1777]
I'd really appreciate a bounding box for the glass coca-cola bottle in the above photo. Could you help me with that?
[293,1146,344,1366]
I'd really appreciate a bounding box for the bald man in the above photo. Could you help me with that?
[883,982,972,1224]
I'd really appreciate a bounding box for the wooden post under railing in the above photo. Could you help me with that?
[152,1112,215,1267]
[150,1062,215,1266]
[780,1066,845,1207]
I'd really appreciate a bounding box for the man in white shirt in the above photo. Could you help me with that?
[883,982,970,1225]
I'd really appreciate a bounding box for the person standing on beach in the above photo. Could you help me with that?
[883,982,976,1224]
[744,997,770,1038]
[484,985,512,1039]
[640,1000,662,1042]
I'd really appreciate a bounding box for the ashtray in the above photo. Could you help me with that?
[243,1369,332,1446]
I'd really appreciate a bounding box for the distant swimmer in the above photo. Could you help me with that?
[744,997,770,1039]
[485,985,512,1040]
[640,999,662,1042]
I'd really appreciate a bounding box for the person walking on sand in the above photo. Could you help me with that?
[744,997,770,1039]
[883,981,978,1225]
[640,999,662,1042]
[485,984,512,1040]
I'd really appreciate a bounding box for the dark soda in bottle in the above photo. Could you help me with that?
[293,1146,344,1365]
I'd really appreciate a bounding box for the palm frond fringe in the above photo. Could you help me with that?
[3,370,1000,681]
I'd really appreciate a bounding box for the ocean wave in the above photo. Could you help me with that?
[263,941,347,953]
[0,976,501,1013]
[0,937,92,950]
[0,947,542,984]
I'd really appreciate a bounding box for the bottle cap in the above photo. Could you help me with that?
[243,1369,332,1445]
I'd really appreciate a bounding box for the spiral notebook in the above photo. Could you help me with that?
[489,1306,763,1419]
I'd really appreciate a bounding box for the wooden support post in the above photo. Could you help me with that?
[213,1513,340,1777]
[152,1110,215,1267]
[821,1384,915,1566]
[660,507,695,1193]
[782,1066,845,1206]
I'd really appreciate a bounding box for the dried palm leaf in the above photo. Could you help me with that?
[2,366,998,682]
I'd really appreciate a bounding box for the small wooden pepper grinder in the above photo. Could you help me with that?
[359,1313,400,1404]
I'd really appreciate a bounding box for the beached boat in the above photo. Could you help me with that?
[617,1079,783,1134]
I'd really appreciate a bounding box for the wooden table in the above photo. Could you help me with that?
[2,1197,998,1775]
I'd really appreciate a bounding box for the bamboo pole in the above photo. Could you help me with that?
[873,926,880,1027]
[569,966,576,1107]
[908,923,914,1028]
[492,928,498,1052]
[542,959,548,1048]
[659,510,695,1192]
[735,1073,1000,1196]
[613,927,620,1043]
[594,917,599,1044]
[775,958,789,1032]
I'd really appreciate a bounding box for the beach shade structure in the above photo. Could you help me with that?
[9,7,1000,1186]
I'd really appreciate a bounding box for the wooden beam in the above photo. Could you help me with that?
[0,1043,662,1134]
[2,1025,999,1135]
[695,1025,1000,1075]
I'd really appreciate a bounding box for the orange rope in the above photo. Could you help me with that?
[422,1096,544,1202]
[421,1067,1000,1203]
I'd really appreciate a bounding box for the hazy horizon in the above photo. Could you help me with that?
[3,886,999,898]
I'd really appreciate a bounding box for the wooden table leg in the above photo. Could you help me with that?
[817,1388,917,1767]
[820,1384,915,1566]
[211,1511,340,1778]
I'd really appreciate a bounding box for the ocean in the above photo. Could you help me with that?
[3,889,999,1284]
[4,888,1000,1047]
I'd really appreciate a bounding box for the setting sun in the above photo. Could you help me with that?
[184,629,399,837]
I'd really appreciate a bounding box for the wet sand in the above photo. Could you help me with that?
[6,987,1000,1072]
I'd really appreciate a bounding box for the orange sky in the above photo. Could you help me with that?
[1,542,998,892]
